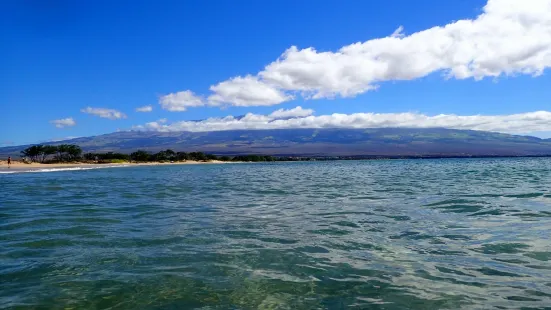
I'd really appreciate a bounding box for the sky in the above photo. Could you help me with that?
[2,0,551,146]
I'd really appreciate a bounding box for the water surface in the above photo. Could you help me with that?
[1,158,551,309]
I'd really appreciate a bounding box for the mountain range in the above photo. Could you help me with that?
[2,128,551,158]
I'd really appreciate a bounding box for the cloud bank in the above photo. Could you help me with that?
[81,107,127,120]
[133,107,551,135]
[136,105,153,112]
[47,136,80,142]
[159,0,551,109]
[50,118,76,128]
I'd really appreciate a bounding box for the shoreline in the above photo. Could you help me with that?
[0,160,233,170]
[2,154,551,169]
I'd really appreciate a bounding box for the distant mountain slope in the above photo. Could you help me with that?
[2,128,551,157]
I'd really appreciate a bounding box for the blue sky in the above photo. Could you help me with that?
[2,0,551,146]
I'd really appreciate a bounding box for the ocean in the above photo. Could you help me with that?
[1,158,551,309]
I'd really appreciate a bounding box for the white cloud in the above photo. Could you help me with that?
[208,75,293,107]
[81,107,127,120]
[139,118,169,130]
[390,25,405,38]
[162,0,551,108]
[132,108,551,135]
[260,0,551,98]
[159,90,204,111]
[269,106,314,119]
[50,118,76,128]
[136,105,153,112]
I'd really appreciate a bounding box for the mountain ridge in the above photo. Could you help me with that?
[2,128,551,157]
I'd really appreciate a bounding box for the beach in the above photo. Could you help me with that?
[0,159,229,168]
[0,159,232,173]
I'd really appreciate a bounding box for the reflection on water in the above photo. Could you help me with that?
[1,158,551,309]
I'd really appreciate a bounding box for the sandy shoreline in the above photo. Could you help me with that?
[0,160,232,170]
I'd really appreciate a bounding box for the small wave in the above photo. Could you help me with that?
[0,165,129,174]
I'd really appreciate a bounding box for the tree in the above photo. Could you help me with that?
[35,145,45,162]
[84,153,96,161]
[56,144,69,161]
[152,151,167,161]
[189,152,207,161]
[21,145,42,162]
[66,145,82,160]
[42,145,58,163]
[153,149,176,162]
[231,154,274,162]
[130,150,150,162]
[176,152,189,161]
[50,144,81,162]
[165,149,176,161]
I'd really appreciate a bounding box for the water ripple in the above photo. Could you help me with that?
[1,158,551,309]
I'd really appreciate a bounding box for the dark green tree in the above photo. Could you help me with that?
[56,144,69,161]
[21,145,42,162]
[189,152,207,161]
[42,145,58,163]
[34,145,45,162]
[176,152,189,161]
[84,153,96,161]
[130,150,150,162]
[66,145,82,160]
[165,149,176,161]
[152,151,167,161]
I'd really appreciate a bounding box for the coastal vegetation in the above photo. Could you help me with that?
[20,144,279,164]
[21,144,82,163]
[125,149,277,163]
[84,149,278,163]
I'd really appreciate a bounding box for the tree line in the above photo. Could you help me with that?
[21,144,279,163]
[85,149,278,163]
[125,150,277,162]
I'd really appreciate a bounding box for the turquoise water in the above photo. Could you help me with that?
[1,158,551,309]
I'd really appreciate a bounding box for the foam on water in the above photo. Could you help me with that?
[0,164,129,174]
